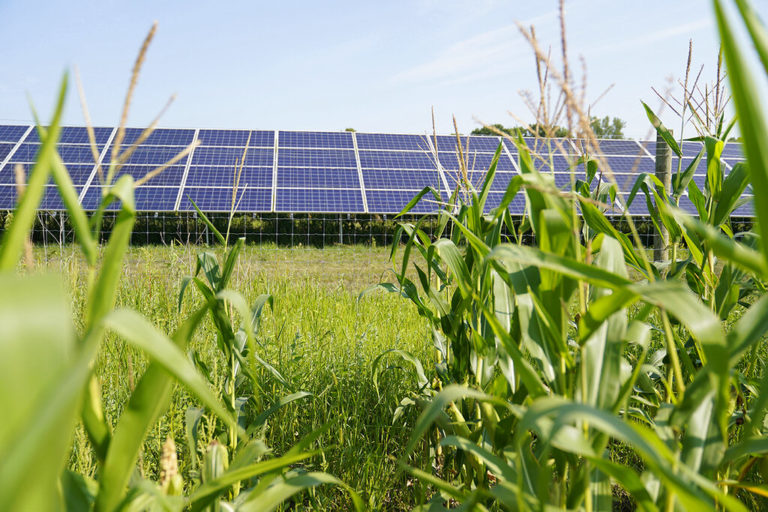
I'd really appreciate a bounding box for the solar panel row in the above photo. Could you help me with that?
[0,125,750,216]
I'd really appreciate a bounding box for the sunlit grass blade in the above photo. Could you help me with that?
[0,74,66,271]
[714,0,768,264]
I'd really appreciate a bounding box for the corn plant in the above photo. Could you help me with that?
[375,1,768,509]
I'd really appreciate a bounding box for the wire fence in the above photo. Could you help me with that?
[1,210,755,255]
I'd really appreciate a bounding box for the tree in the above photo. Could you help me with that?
[589,116,625,139]
[344,127,356,132]
[471,123,569,138]
[472,116,626,139]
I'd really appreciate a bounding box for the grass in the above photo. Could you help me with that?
[41,243,433,509]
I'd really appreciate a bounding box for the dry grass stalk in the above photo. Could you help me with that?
[75,66,104,185]
[109,21,158,181]
[13,164,34,269]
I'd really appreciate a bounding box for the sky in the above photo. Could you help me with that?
[0,0,765,139]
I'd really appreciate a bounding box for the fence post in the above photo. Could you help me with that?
[654,130,672,262]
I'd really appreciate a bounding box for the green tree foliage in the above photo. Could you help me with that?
[472,116,625,139]
[590,115,626,139]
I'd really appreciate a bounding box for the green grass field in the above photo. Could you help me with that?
[42,244,432,509]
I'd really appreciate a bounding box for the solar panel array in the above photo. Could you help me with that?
[0,125,752,216]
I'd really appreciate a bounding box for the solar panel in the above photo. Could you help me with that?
[725,158,746,170]
[355,133,431,151]
[197,129,274,147]
[25,126,113,145]
[366,189,443,214]
[180,187,272,212]
[722,143,744,160]
[191,147,273,167]
[119,128,195,146]
[277,148,356,168]
[185,166,273,188]
[112,165,186,186]
[0,185,75,211]
[278,131,353,149]
[362,169,442,190]
[433,135,502,153]
[275,188,364,212]
[8,143,103,164]
[681,141,704,157]
[82,186,180,211]
[525,137,578,156]
[0,143,16,162]
[594,140,644,156]
[681,157,709,175]
[277,167,359,188]
[0,125,29,143]
[438,151,516,172]
[0,163,96,186]
[359,150,435,169]
[480,192,528,214]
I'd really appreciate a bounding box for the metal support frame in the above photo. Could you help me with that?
[174,128,200,211]
[78,127,118,204]
[271,130,279,212]
[0,125,34,175]
[350,131,369,213]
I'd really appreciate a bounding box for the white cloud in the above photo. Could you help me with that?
[390,9,559,87]
[588,18,713,56]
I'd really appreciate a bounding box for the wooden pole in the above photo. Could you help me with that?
[654,131,672,262]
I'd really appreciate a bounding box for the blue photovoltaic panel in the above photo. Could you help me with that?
[0,185,70,210]
[191,147,273,167]
[277,167,359,188]
[197,129,274,147]
[681,157,708,175]
[0,163,96,187]
[109,146,186,166]
[366,189,443,214]
[443,170,519,192]
[180,187,272,212]
[681,141,704,157]
[279,131,353,149]
[0,143,15,162]
[639,141,655,155]
[553,172,588,188]
[603,156,656,174]
[733,202,754,217]
[24,126,113,145]
[82,186,179,211]
[530,154,573,173]
[678,195,702,216]
[275,188,364,212]
[433,135,502,153]
[722,143,744,159]
[438,151,515,172]
[0,125,29,143]
[277,148,356,168]
[119,128,195,146]
[612,174,643,194]
[355,133,431,151]
[185,166,273,188]
[482,193,527,215]
[725,158,745,170]
[9,143,102,164]
[594,139,644,156]
[113,165,185,186]
[363,169,442,190]
[359,150,435,169]
[525,137,578,156]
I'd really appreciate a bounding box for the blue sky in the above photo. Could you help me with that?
[0,0,763,138]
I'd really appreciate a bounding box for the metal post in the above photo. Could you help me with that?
[654,130,672,262]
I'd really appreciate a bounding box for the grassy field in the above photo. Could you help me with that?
[40,244,432,509]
